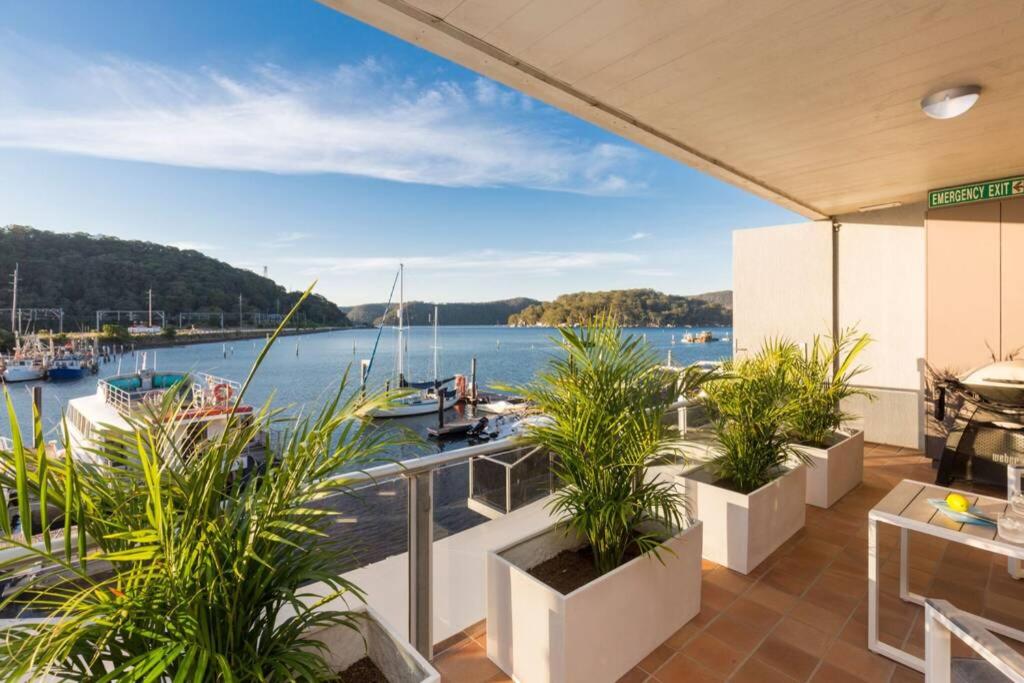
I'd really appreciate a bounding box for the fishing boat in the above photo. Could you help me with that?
[365,268,461,419]
[65,361,261,466]
[1,266,48,383]
[680,330,716,344]
[1,355,46,383]
[46,343,89,381]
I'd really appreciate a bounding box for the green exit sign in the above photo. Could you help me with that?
[929,175,1024,209]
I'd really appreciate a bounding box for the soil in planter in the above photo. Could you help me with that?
[335,657,388,683]
[527,543,641,595]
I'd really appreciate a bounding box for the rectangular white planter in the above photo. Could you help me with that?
[309,606,440,683]
[486,521,702,683]
[792,429,864,508]
[678,465,805,575]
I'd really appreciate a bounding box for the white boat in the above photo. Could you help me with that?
[65,365,260,466]
[367,273,463,419]
[1,356,46,383]
[475,398,527,415]
[1,266,47,383]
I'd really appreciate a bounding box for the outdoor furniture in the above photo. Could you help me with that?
[868,479,1024,672]
[924,598,1024,682]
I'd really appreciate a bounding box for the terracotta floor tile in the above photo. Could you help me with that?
[704,612,768,652]
[789,599,849,635]
[651,654,725,682]
[807,662,865,683]
[636,644,674,675]
[889,665,924,683]
[746,582,799,613]
[731,656,799,683]
[680,632,745,677]
[770,616,832,658]
[662,622,700,651]
[431,638,506,683]
[753,634,821,681]
[723,597,783,631]
[704,566,754,595]
[702,581,740,611]
[689,605,720,629]
[823,639,895,682]
[616,666,648,683]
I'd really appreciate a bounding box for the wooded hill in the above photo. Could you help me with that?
[0,226,349,329]
[344,298,539,326]
[507,289,731,327]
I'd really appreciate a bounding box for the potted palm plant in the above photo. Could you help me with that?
[486,316,709,683]
[786,328,873,508]
[678,343,808,575]
[0,292,439,683]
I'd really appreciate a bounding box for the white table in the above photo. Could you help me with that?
[868,479,1024,672]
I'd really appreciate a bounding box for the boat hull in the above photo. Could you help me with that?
[47,367,85,381]
[371,394,459,418]
[2,367,46,382]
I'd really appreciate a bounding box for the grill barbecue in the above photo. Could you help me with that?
[935,361,1024,486]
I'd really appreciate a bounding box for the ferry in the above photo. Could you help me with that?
[680,330,716,344]
[65,368,260,466]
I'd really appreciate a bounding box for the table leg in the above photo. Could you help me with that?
[899,527,909,601]
[869,517,926,672]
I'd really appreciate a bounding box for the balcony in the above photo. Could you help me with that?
[417,443,1023,683]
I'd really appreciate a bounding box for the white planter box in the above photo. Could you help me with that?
[486,521,702,683]
[678,465,805,575]
[309,606,439,683]
[792,429,864,508]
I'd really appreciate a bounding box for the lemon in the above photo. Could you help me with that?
[946,493,970,513]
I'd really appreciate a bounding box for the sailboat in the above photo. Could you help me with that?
[366,267,460,419]
[1,265,47,383]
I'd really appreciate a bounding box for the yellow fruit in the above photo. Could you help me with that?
[946,493,969,513]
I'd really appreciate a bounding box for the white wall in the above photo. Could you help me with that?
[733,205,927,448]
[732,221,833,357]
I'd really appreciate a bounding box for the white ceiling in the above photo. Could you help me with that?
[322,0,1024,218]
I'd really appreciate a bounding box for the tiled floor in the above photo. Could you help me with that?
[430,444,1024,682]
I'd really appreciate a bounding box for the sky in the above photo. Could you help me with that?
[0,1,801,306]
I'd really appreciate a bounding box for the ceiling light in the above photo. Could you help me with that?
[921,85,981,119]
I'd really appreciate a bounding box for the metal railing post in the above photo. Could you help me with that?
[407,471,433,659]
[505,464,512,514]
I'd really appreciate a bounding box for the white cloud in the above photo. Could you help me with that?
[260,231,309,248]
[628,231,651,241]
[286,250,641,276]
[0,37,644,195]
[169,241,220,252]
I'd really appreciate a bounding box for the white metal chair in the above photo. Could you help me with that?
[925,598,1024,682]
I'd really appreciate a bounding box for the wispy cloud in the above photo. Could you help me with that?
[260,231,309,248]
[169,241,220,252]
[0,37,644,195]
[286,250,642,276]
[627,231,651,241]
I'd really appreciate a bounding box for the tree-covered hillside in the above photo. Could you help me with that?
[345,298,539,326]
[0,226,348,329]
[507,289,731,327]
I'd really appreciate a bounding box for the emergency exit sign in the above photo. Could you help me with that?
[929,175,1024,208]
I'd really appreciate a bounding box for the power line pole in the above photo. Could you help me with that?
[148,288,153,328]
[238,293,243,330]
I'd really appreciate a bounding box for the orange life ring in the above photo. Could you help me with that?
[213,383,233,403]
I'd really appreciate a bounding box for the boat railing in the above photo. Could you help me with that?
[192,373,243,409]
[98,379,134,415]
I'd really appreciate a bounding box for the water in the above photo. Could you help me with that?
[0,324,732,578]
[1,325,732,444]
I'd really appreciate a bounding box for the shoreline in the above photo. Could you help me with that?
[103,326,349,352]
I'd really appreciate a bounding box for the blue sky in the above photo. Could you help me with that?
[0,1,800,306]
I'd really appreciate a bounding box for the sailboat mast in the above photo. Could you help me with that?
[433,304,439,382]
[10,263,18,347]
[396,263,404,384]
